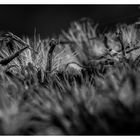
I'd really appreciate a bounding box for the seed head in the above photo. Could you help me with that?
[49,39,58,47]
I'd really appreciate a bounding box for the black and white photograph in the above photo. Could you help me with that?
[0,4,140,136]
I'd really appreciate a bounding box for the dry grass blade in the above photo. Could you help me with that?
[0,46,29,66]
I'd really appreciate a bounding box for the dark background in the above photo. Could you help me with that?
[0,5,140,39]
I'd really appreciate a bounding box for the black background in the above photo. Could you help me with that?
[0,5,139,39]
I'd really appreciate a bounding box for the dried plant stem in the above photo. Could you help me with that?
[0,46,28,66]
[46,39,57,72]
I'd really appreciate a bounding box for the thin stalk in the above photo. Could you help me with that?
[0,46,28,66]
[46,39,58,72]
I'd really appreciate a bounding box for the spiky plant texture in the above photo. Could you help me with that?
[0,20,140,135]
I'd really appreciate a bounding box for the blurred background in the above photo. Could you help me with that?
[0,5,140,39]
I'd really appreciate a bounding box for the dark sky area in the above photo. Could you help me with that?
[0,5,140,39]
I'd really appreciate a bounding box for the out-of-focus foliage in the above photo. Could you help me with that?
[0,19,140,135]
